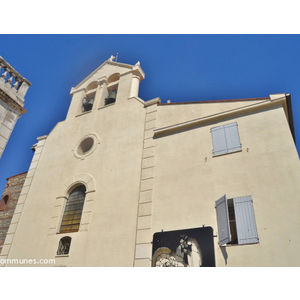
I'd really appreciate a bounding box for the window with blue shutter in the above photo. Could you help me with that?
[215,195,231,246]
[233,196,259,245]
[215,194,258,245]
[211,122,242,156]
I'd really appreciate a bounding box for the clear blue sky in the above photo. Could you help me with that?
[0,34,300,193]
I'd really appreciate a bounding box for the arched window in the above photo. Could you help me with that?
[105,73,119,106]
[82,81,97,112]
[82,95,95,112]
[3,195,8,205]
[57,236,72,255]
[60,185,86,233]
[0,195,9,210]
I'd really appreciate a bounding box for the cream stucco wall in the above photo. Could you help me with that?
[152,100,300,267]
[7,100,146,266]
[1,60,147,267]
[1,59,300,267]
[156,99,267,129]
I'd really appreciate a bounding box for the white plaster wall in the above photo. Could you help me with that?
[156,99,266,129]
[5,62,147,267]
[4,60,300,267]
[6,96,146,266]
[152,104,300,266]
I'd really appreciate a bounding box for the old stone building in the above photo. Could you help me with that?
[1,57,300,267]
[0,56,31,159]
[0,172,27,254]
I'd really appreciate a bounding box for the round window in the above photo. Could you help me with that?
[78,137,94,155]
[73,134,99,159]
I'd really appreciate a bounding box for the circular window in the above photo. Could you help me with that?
[74,134,99,159]
[78,137,94,155]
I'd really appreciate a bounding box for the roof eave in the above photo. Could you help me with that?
[285,93,296,143]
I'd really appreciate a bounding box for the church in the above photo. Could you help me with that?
[1,56,300,267]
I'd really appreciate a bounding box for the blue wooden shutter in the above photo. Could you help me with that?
[211,122,241,156]
[233,196,259,245]
[211,126,227,156]
[215,195,231,245]
[224,122,242,153]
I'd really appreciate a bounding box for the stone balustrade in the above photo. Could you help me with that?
[0,56,31,100]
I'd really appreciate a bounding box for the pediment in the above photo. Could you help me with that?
[71,60,137,93]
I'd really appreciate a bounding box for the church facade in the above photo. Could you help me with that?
[1,57,300,267]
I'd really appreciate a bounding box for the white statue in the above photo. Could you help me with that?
[108,55,115,62]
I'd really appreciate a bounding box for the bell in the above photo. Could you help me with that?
[82,97,94,112]
[105,89,117,105]
[83,102,93,111]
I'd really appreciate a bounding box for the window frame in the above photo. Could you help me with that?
[56,236,72,256]
[104,88,117,106]
[215,194,259,246]
[211,122,242,157]
[73,133,100,160]
[59,185,86,234]
[0,194,10,211]
[82,93,95,113]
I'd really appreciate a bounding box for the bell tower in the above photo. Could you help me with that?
[67,56,145,119]
[0,56,31,159]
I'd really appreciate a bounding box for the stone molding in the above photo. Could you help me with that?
[0,137,45,265]
[154,96,288,138]
[47,173,96,236]
[133,103,158,267]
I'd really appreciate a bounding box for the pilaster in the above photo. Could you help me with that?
[134,103,158,267]
[0,136,47,266]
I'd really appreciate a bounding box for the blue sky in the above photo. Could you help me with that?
[0,34,300,193]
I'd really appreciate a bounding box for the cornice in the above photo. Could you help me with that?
[144,97,161,107]
[154,96,287,138]
[0,89,26,115]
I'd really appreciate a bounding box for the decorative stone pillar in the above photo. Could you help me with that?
[129,62,145,99]
[96,77,107,109]
[130,74,141,98]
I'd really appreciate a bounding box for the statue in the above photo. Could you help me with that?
[108,55,115,62]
